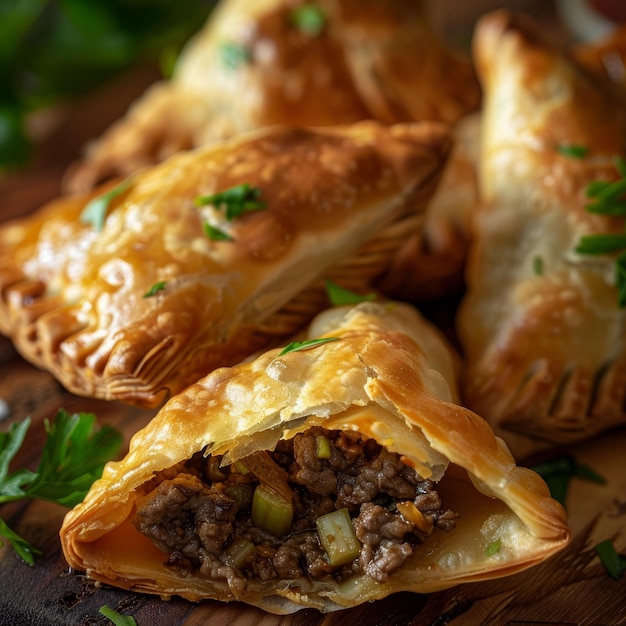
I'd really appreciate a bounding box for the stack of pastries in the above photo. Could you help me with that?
[4,0,626,614]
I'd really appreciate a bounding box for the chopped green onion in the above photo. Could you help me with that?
[556,144,588,159]
[222,538,256,569]
[316,508,360,566]
[485,538,502,556]
[532,255,544,276]
[80,179,133,232]
[289,4,327,36]
[251,483,293,536]
[279,337,340,356]
[143,281,167,298]
[195,183,266,220]
[315,435,332,459]
[325,279,376,306]
[98,605,137,626]
[595,539,625,580]
[203,222,233,241]
[219,42,251,70]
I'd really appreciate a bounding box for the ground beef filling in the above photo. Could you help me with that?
[133,426,458,593]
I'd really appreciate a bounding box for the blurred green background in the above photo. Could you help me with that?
[0,0,217,171]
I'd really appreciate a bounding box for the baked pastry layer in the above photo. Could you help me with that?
[0,121,449,406]
[60,302,569,613]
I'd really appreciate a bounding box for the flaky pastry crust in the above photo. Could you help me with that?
[458,10,626,455]
[60,302,569,613]
[64,0,478,193]
[0,121,449,407]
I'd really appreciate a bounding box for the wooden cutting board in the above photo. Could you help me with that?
[1,9,625,625]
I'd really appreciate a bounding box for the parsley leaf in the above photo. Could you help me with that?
[0,517,40,565]
[203,222,234,241]
[556,144,588,159]
[0,410,123,564]
[143,281,167,298]
[325,279,376,306]
[595,539,626,580]
[575,156,626,306]
[99,606,138,626]
[484,538,501,556]
[219,42,250,70]
[279,337,340,356]
[195,183,266,220]
[575,233,626,255]
[289,4,327,36]
[80,178,133,232]
[530,454,606,507]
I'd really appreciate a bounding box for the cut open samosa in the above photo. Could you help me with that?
[60,302,570,614]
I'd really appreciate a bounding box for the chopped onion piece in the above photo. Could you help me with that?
[316,508,360,566]
[397,500,433,534]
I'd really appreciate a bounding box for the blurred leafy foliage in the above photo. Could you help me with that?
[0,0,217,170]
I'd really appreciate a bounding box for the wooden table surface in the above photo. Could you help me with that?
[1,3,626,625]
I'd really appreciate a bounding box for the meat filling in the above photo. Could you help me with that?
[133,426,458,593]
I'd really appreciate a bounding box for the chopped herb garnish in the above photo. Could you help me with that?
[532,255,544,276]
[530,454,606,507]
[99,605,138,626]
[575,156,626,306]
[556,144,588,159]
[584,156,626,216]
[195,183,266,221]
[289,4,327,36]
[143,281,167,298]
[595,539,626,580]
[0,410,123,564]
[219,42,250,70]
[80,178,132,232]
[325,279,376,306]
[279,337,340,356]
[575,233,626,255]
[485,539,501,556]
[203,222,234,241]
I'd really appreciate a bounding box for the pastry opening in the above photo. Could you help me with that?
[132,425,458,596]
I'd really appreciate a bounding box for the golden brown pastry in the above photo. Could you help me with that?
[64,0,478,193]
[0,121,449,407]
[60,301,569,614]
[575,23,626,92]
[377,111,481,300]
[457,10,626,456]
